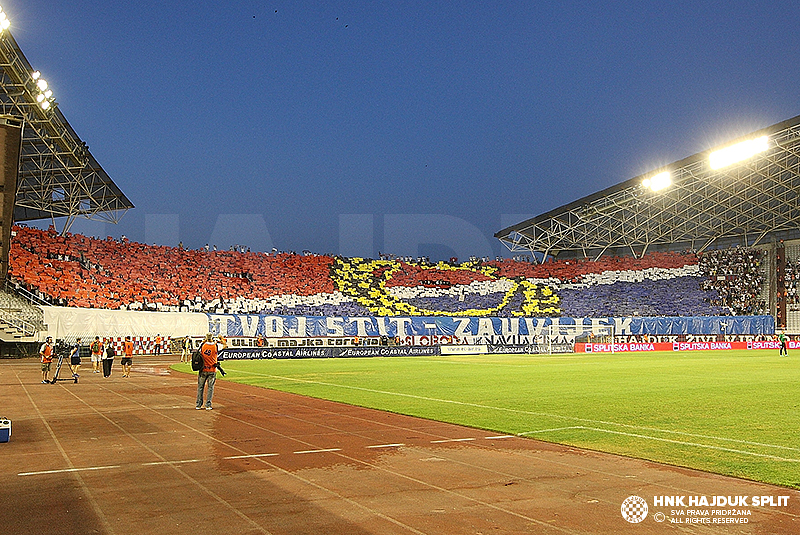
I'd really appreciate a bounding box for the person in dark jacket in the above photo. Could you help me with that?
[102,338,115,377]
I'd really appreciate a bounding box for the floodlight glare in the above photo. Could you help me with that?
[36,93,44,103]
[31,71,40,80]
[709,135,769,170]
[36,78,48,91]
[643,171,671,192]
[44,89,52,98]
[40,100,50,110]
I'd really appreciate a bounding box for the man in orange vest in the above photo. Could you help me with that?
[196,333,219,410]
[121,336,134,377]
[154,334,163,355]
[40,336,54,383]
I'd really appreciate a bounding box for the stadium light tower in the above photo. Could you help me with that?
[32,71,55,110]
[709,135,769,170]
[0,1,132,282]
[642,170,671,192]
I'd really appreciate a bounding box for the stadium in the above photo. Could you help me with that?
[2,5,800,535]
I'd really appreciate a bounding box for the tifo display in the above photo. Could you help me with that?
[9,226,767,319]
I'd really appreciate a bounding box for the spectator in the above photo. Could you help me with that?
[196,333,219,410]
[40,336,54,383]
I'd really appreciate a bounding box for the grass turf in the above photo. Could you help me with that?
[174,349,800,488]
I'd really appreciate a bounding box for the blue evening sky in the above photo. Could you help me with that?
[7,1,800,258]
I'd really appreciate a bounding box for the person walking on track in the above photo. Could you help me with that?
[102,338,115,377]
[40,336,54,383]
[196,333,219,410]
[69,338,82,378]
[121,336,134,377]
[90,336,103,373]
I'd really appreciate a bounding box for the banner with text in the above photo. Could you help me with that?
[208,314,774,338]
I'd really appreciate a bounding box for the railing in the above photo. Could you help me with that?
[0,314,37,337]
[0,280,46,339]
[4,279,51,307]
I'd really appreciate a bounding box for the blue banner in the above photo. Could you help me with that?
[208,314,774,338]
[220,346,440,359]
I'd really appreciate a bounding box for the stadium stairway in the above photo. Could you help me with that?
[0,288,45,342]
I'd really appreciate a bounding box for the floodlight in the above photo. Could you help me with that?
[31,71,40,80]
[44,89,52,98]
[709,135,769,170]
[36,93,44,103]
[36,79,47,91]
[642,171,671,192]
[40,101,50,110]
[1,19,8,30]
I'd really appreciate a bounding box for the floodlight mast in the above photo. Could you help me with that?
[642,171,671,192]
[709,136,769,170]
[0,4,133,233]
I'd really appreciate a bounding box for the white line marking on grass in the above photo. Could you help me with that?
[224,453,280,460]
[431,438,476,443]
[522,426,800,463]
[293,448,342,455]
[19,465,121,476]
[366,443,405,449]
[519,427,582,435]
[485,435,515,440]
[229,369,799,455]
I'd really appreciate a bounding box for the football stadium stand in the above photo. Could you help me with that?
[7,225,768,319]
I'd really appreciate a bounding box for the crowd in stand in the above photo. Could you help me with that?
[698,246,767,315]
[7,225,768,318]
[9,226,334,312]
[785,253,800,304]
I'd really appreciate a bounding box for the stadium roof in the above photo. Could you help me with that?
[495,114,800,260]
[0,14,132,230]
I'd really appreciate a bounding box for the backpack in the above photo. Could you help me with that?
[191,349,204,372]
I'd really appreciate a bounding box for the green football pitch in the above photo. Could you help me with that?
[175,350,800,488]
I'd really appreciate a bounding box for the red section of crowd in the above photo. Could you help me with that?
[9,226,335,309]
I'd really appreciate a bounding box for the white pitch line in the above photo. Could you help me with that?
[521,426,800,463]
[230,369,799,453]
[366,443,405,449]
[224,453,280,460]
[293,448,342,455]
[519,426,583,435]
[431,438,476,443]
[19,465,121,477]
[485,435,515,440]
[141,459,202,466]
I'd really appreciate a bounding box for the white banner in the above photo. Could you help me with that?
[440,345,488,355]
[42,306,208,341]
